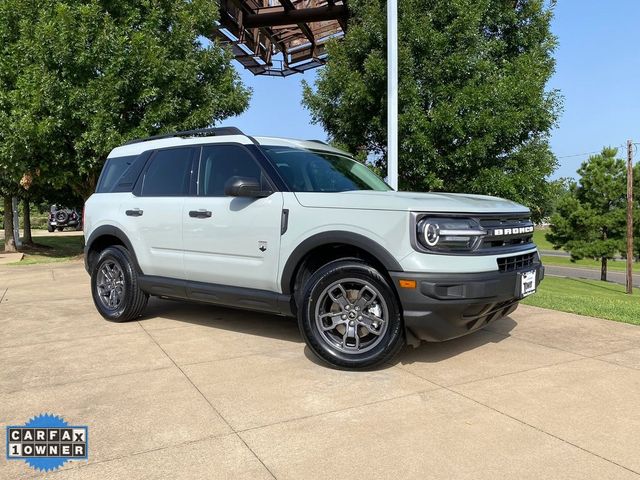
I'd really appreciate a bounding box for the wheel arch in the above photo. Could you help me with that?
[281,231,403,296]
[85,225,141,274]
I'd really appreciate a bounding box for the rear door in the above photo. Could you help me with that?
[121,147,196,279]
[182,144,283,291]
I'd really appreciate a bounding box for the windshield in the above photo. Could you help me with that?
[261,146,391,192]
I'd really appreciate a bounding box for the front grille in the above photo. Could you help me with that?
[497,252,537,272]
[479,215,534,251]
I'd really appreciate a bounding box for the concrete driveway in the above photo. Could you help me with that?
[1,262,639,479]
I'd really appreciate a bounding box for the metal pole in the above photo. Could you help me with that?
[626,140,634,294]
[387,0,399,190]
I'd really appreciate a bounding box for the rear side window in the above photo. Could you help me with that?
[96,155,137,193]
[198,145,267,196]
[141,148,193,196]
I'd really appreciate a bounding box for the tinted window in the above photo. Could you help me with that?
[96,155,137,193]
[261,146,390,192]
[198,145,267,196]
[141,148,192,196]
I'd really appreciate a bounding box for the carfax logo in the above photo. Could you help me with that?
[6,414,88,472]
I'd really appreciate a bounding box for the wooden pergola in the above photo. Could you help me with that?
[214,0,348,77]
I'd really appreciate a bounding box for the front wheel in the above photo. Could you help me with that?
[298,260,405,369]
[91,246,148,322]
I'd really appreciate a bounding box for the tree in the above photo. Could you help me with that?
[0,1,32,252]
[547,148,627,281]
[302,0,561,220]
[632,163,640,261]
[1,0,251,201]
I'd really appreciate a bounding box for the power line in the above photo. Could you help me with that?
[556,150,605,159]
[555,143,640,160]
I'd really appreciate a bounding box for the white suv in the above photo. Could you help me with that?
[84,127,543,369]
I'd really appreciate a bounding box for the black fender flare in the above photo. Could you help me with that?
[84,225,142,274]
[280,231,404,294]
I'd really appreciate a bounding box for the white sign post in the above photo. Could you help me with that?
[387,0,399,190]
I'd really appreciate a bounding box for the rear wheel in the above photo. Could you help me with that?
[298,260,404,369]
[91,246,148,322]
[47,223,55,232]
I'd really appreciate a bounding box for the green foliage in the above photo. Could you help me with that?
[302,0,561,220]
[0,0,250,199]
[547,148,628,274]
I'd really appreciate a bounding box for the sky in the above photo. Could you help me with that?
[228,1,640,179]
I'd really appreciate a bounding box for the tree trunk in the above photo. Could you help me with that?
[22,197,33,245]
[3,196,17,253]
[601,256,608,282]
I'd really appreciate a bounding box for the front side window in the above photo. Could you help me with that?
[261,146,391,192]
[198,144,267,196]
[141,148,192,196]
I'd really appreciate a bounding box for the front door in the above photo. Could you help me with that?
[183,144,283,291]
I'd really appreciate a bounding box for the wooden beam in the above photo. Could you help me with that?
[243,4,347,28]
[278,0,316,46]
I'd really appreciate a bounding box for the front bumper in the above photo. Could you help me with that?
[390,263,544,345]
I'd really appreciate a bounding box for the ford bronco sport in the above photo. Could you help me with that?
[84,127,543,369]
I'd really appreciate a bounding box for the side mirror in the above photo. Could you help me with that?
[224,176,272,198]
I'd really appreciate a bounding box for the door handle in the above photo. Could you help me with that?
[189,209,212,218]
[125,209,143,217]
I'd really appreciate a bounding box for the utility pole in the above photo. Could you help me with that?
[387,0,398,190]
[627,140,634,294]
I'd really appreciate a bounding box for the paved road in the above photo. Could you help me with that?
[545,264,640,287]
[1,261,640,479]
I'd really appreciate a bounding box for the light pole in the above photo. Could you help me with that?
[387,0,399,190]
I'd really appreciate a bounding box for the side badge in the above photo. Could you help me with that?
[258,241,267,253]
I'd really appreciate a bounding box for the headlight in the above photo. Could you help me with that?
[416,217,487,252]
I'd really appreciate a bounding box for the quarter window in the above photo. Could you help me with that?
[141,148,192,196]
[96,155,137,193]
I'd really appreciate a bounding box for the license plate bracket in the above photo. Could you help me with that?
[518,269,537,298]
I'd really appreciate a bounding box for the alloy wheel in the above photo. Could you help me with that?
[314,278,389,354]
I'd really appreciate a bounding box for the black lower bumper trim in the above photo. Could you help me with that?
[390,264,544,345]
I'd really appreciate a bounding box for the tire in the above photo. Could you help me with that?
[91,245,148,322]
[47,223,55,232]
[55,210,69,223]
[298,259,404,369]
[57,227,64,232]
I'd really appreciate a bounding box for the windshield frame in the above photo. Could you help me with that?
[259,145,392,193]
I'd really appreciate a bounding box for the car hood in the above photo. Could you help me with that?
[294,190,529,214]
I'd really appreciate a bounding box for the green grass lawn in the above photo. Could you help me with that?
[523,276,640,325]
[3,235,84,265]
[533,229,557,251]
[541,254,640,273]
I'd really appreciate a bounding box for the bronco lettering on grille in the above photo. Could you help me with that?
[493,226,534,236]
